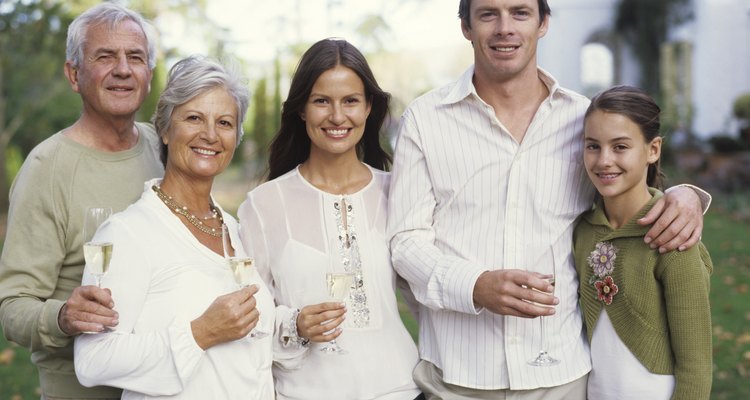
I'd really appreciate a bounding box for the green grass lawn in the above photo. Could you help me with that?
[0,336,40,399]
[701,210,750,399]
[1,209,748,399]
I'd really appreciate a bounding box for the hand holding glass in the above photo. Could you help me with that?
[223,224,268,339]
[320,272,355,354]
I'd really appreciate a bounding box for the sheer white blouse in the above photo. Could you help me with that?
[238,165,420,400]
[74,179,275,399]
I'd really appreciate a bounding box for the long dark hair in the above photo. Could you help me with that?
[584,85,665,190]
[267,38,392,181]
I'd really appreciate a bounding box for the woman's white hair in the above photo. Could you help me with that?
[153,55,250,165]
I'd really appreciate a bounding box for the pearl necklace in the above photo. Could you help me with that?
[152,185,224,237]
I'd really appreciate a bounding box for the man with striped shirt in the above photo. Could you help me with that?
[387,0,708,399]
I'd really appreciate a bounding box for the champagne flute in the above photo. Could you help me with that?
[83,242,113,289]
[81,207,113,334]
[82,207,113,289]
[528,245,560,367]
[222,224,268,339]
[320,271,354,354]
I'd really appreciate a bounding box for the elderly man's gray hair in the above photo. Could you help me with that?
[66,2,157,70]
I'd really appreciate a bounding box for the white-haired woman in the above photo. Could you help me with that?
[74,56,274,399]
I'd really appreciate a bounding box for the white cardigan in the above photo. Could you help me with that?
[238,166,420,400]
[74,179,275,400]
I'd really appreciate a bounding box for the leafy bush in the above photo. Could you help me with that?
[733,93,750,121]
[734,93,750,142]
[708,135,747,153]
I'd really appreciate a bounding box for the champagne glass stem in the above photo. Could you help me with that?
[221,224,230,258]
[528,245,560,366]
[540,315,546,352]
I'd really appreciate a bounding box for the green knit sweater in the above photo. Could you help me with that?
[573,189,713,400]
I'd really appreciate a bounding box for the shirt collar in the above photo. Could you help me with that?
[440,64,570,106]
[440,65,476,105]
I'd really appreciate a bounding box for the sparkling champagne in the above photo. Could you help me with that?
[83,242,113,276]
[325,272,354,300]
[229,257,254,287]
[227,256,267,339]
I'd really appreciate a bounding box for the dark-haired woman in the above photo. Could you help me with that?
[238,38,420,399]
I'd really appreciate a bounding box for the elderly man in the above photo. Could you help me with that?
[0,3,162,398]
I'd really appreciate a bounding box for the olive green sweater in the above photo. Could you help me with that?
[573,189,713,400]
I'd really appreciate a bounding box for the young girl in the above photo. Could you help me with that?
[573,85,713,399]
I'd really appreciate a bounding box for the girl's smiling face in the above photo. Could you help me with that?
[583,109,661,201]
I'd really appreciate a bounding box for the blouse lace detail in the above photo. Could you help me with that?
[333,196,370,328]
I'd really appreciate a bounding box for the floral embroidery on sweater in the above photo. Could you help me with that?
[587,241,619,305]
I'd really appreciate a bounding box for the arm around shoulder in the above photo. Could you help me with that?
[640,186,709,253]
[665,184,711,214]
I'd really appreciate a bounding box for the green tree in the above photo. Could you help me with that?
[248,77,270,171]
[272,55,282,139]
[138,61,167,123]
[0,0,78,210]
[615,0,692,94]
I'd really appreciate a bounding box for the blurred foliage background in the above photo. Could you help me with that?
[0,0,748,398]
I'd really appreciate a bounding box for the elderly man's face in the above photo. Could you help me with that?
[67,19,152,120]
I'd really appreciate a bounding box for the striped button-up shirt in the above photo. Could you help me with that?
[387,66,595,390]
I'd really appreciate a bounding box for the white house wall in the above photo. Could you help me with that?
[538,0,607,90]
[690,0,750,137]
[538,0,750,138]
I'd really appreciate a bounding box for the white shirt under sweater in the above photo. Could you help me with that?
[238,165,420,400]
[74,179,275,400]
[387,66,595,390]
[588,310,674,399]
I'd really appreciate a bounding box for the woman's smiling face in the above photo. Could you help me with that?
[164,86,239,181]
[301,65,372,160]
